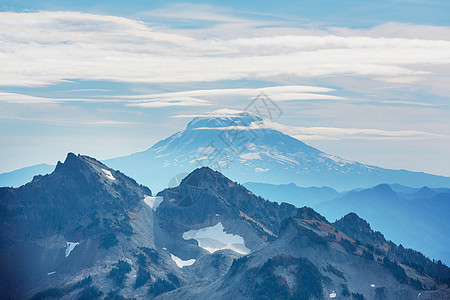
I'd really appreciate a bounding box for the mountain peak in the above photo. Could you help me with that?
[413,186,436,198]
[185,111,262,131]
[373,183,394,192]
[54,153,112,178]
[337,212,369,227]
[334,212,374,237]
[179,166,230,189]
[333,212,386,245]
[55,152,80,170]
[365,183,397,197]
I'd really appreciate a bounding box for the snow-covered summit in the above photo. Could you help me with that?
[105,113,450,192]
[185,111,262,131]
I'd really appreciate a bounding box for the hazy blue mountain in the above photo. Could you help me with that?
[2,155,449,299]
[243,182,340,207]
[314,184,450,265]
[389,184,450,199]
[396,186,436,200]
[0,163,54,187]
[388,183,421,194]
[2,113,450,192]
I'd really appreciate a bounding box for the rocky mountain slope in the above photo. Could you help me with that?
[333,213,450,287]
[160,215,448,300]
[314,184,450,265]
[1,154,449,299]
[0,154,178,299]
[241,181,450,265]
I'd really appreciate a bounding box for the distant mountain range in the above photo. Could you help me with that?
[2,112,450,192]
[246,182,450,265]
[0,163,54,188]
[1,153,449,299]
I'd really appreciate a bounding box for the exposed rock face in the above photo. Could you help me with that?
[156,167,325,247]
[1,153,150,238]
[334,212,450,289]
[159,216,449,300]
[0,153,163,299]
[316,183,450,265]
[333,212,386,247]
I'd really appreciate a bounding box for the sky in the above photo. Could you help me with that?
[0,0,450,177]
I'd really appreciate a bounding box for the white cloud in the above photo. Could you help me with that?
[379,100,434,106]
[117,85,341,107]
[375,76,424,83]
[268,93,345,101]
[0,115,138,126]
[261,120,445,141]
[187,116,445,141]
[329,22,450,41]
[1,11,450,89]
[126,96,211,107]
[172,109,245,118]
[0,92,122,104]
[118,85,335,99]
[0,85,342,108]
[0,91,210,108]
[141,3,242,23]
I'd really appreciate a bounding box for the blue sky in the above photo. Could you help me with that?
[1,1,450,177]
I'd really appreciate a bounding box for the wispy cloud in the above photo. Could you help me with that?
[118,85,342,107]
[0,91,207,108]
[126,96,211,107]
[192,121,444,140]
[0,92,123,104]
[179,109,445,141]
[262,120,446,141]
[172,109,246,118]
[1,11,449,90]
[119,85,336,99]
[140,3,243,23]
[379,100,434,107]
[0,115,138,126]
[0,84,342,108]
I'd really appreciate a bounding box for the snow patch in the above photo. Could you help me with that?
[254,167,269,173]
[182,222,250,255]
[101,169,115,181]
[329,291,337,298]
[370,284,376,288]
[320,153,355,166]
[272,153,299,165]
[65,242,79,257]
[143,195,163,211]
[170,253,196,268]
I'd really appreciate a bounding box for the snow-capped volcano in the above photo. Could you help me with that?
[2,111,449,191]
[105,111,450,192]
